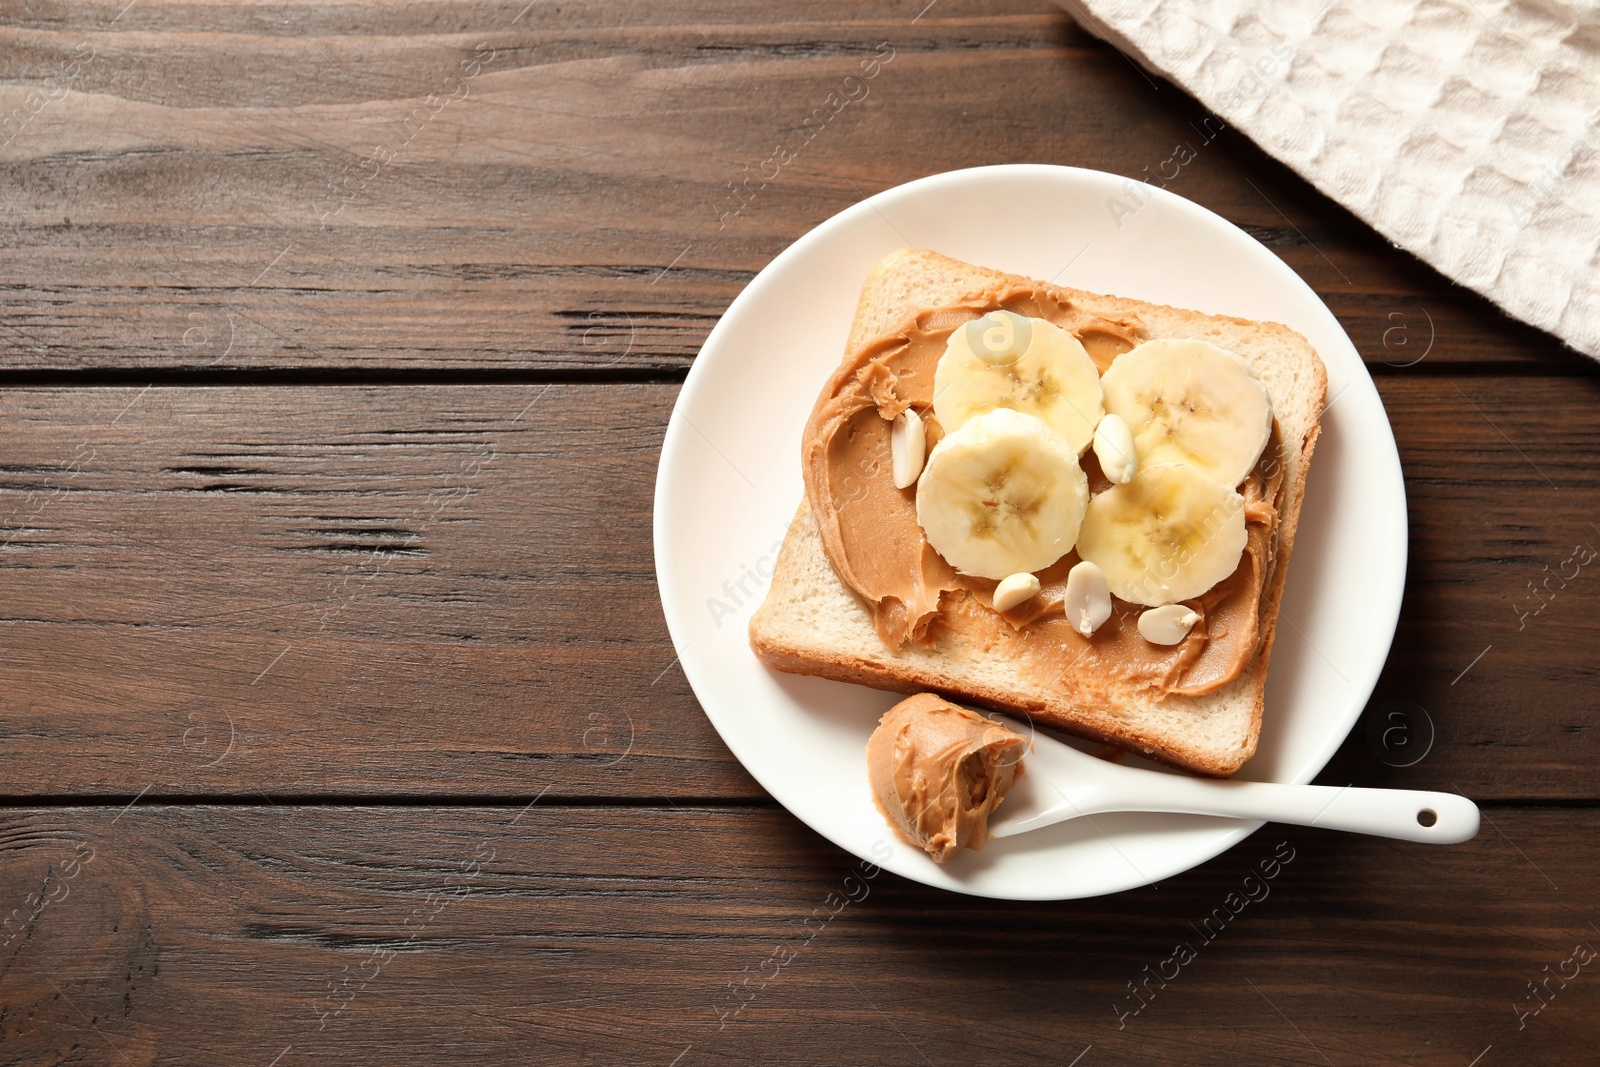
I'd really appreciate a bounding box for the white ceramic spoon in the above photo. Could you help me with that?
[985,715,1479,844]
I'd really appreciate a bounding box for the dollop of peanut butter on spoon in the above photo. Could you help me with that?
[866,694,1030,863]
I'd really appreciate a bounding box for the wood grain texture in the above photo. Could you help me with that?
[0,383,743,798]
[1,805,1595,1066]
[0,1,1580,372]
[1324,374,1600,797]
[0,375,1596,799]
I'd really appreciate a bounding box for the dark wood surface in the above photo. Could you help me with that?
[2,1,1596,1063]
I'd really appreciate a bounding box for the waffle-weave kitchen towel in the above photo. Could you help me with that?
[1062,0,1600,358]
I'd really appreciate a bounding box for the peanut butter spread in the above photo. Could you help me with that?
[802,286,1285,703]
[866,693,1029,862]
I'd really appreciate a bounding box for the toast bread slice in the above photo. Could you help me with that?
[749,249,1327,776]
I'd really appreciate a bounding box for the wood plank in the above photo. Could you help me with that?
[0,383,748,798]
[1,804,1595,1064]
[0,2,1571,372]
[0,375,1598,799]
[1323,373,1600,797]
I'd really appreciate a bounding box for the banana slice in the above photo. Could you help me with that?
[916,408,1088,580]
[934,313,1103,455]
[1074,464,1246,606]
[1099,338,1272,488]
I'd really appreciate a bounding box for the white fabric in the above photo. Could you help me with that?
[1062,0,1600,358]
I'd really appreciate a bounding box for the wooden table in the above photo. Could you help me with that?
[3,2,1596,1063]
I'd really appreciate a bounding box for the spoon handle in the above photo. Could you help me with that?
[1099,778,1480,844]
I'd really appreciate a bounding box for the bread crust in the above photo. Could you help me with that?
[750,249,1328,777]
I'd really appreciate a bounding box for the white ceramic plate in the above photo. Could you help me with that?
[653,165,1406,900]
